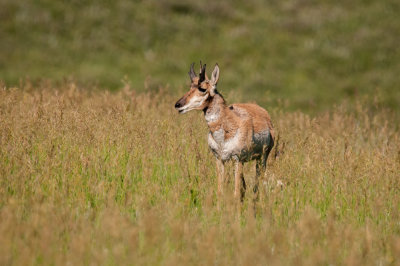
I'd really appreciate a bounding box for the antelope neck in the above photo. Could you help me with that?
[204,94,227,132]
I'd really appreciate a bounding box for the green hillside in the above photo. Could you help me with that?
[1,0,399,112]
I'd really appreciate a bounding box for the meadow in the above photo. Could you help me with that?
[1,0,400,264]
[0,83,399,265]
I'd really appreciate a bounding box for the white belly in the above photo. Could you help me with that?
[208,129,271,162]
[208,129,241,161]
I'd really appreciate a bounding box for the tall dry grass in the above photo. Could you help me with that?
[0,83,399,265]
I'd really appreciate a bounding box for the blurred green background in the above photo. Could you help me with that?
[1,0,399,112]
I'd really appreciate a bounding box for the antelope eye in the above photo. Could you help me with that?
[198,87,207,93]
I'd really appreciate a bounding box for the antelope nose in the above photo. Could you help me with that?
[175,102,182,109]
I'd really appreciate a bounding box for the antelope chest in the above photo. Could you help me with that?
[208,129,241,162]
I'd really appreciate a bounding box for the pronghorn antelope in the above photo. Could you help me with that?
[175,62,274,201]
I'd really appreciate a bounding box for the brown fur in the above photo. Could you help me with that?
[230,103,275,140]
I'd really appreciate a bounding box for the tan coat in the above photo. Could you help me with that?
[175,63,274,200]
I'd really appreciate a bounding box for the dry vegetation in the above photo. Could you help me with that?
[1,83,399,265]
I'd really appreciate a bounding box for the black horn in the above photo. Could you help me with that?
[199,60,203,74]
[199,62,206,83]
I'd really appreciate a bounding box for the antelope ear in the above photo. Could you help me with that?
[210,64,219,96]
[188,62,196,82]
[211,64,220,85]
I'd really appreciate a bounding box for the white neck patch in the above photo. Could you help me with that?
[205,104,221,123]
[205,112,220,123]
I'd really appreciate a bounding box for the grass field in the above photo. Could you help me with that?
[1,0,400,264]
[0,84,399,265]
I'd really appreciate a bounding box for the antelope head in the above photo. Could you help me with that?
[175,62,220,114]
